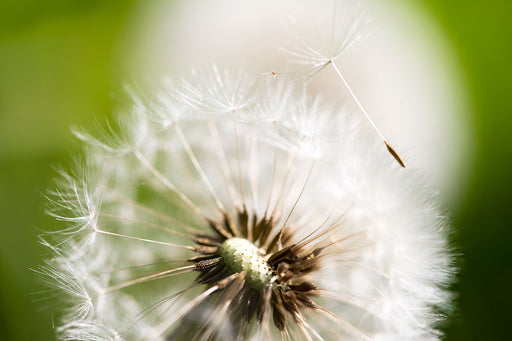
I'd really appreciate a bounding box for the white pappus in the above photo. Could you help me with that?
[40,3,455,341]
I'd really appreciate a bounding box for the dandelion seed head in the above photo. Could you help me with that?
[41,3,456,340]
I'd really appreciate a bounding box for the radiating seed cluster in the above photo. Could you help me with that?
[41,69,454,340]
[173,207,329,339]
[41,3,455,340]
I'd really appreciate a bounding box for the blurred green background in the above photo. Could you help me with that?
[0,0,511,340]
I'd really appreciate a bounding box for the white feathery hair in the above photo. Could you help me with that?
[41,2,455,340]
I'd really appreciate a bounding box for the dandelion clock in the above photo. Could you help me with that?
[41,1,457,340]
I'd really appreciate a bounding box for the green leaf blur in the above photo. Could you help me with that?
[423,0,512,340]
[0,1,136,340]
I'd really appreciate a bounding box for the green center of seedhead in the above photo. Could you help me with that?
[219,237,274,289]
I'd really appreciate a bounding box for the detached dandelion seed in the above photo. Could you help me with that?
[282,2,406,167]
[41,3,455,341]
